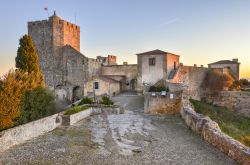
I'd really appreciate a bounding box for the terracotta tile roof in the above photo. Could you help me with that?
[208,60,240,65]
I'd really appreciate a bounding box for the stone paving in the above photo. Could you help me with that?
[0,93,237,165]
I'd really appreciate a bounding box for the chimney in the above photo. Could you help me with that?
[232,58,238,63]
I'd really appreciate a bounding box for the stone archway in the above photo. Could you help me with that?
[72,86,82,102]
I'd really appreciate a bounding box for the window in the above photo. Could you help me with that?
[94,82,99,90]
[149,58,156,66]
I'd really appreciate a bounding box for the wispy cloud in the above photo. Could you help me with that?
[161,17,180,27]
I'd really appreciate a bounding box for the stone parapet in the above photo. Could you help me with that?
[0,114,62,152]
[181,103,250,165]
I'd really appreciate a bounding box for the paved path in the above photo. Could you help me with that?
[0,94,237,165]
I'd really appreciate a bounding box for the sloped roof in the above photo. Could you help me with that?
[62,45,87,58]
[136,49,167,55]
[208,60,240,65]
[136,49,180,56]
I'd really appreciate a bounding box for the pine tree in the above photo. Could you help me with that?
[15,35,40,73]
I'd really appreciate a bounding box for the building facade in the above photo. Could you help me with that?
[136,49,180,93]
[208,59,240,80]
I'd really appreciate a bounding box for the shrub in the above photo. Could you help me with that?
[202,69,235,91]
[17,87,56,125]
[101,96,114,105]
[240,79,250,86]
[230,80,242,91]
[64,106,88,115]
[78,97,93,105]
[242,136,250,147]
[149,85,169,92]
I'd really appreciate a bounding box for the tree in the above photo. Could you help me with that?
[15,35,40,73]
[17,87,56,124]
[0,70,44,130]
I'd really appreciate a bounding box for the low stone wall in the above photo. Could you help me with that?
[62,106,123,126]
[181,105,250,165]
[0,114,62,152]
[0,105,122,152]
[62,108,92,126]
[144,92,182,114]
[202,91,250,117]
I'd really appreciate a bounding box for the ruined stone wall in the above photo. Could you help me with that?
[202,91,250,117]
[168,66,209,100]
[181,99,250,165]
[144,92,182,114]
[101,65,137,91]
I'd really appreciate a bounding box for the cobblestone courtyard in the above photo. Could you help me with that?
[0,94,237,165]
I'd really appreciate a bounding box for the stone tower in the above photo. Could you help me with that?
[28,12,80,89]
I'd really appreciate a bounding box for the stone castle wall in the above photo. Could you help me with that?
[101,65,137,91]
[87,59,102,79]
[168,66,209,100]
[28,15,81,90]
[202,91,250,117]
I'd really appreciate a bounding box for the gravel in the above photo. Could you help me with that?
[0,94,237,165]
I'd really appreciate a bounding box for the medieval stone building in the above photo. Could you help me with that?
[28,12,102,103]
[27,13,184,103]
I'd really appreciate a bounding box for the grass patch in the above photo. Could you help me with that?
[190,99,250,147]
[64,105,89,115]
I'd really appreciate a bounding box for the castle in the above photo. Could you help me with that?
[28,12,240,103]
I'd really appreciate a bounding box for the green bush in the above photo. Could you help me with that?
[17,87,56,125]
[78,97,93,105]
[64,106,88,115]
[101,96,114,105]
[149,85,169,92]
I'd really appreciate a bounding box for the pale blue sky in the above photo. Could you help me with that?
[0,0,250,77]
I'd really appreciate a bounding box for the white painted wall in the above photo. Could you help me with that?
[141,55,164,85]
